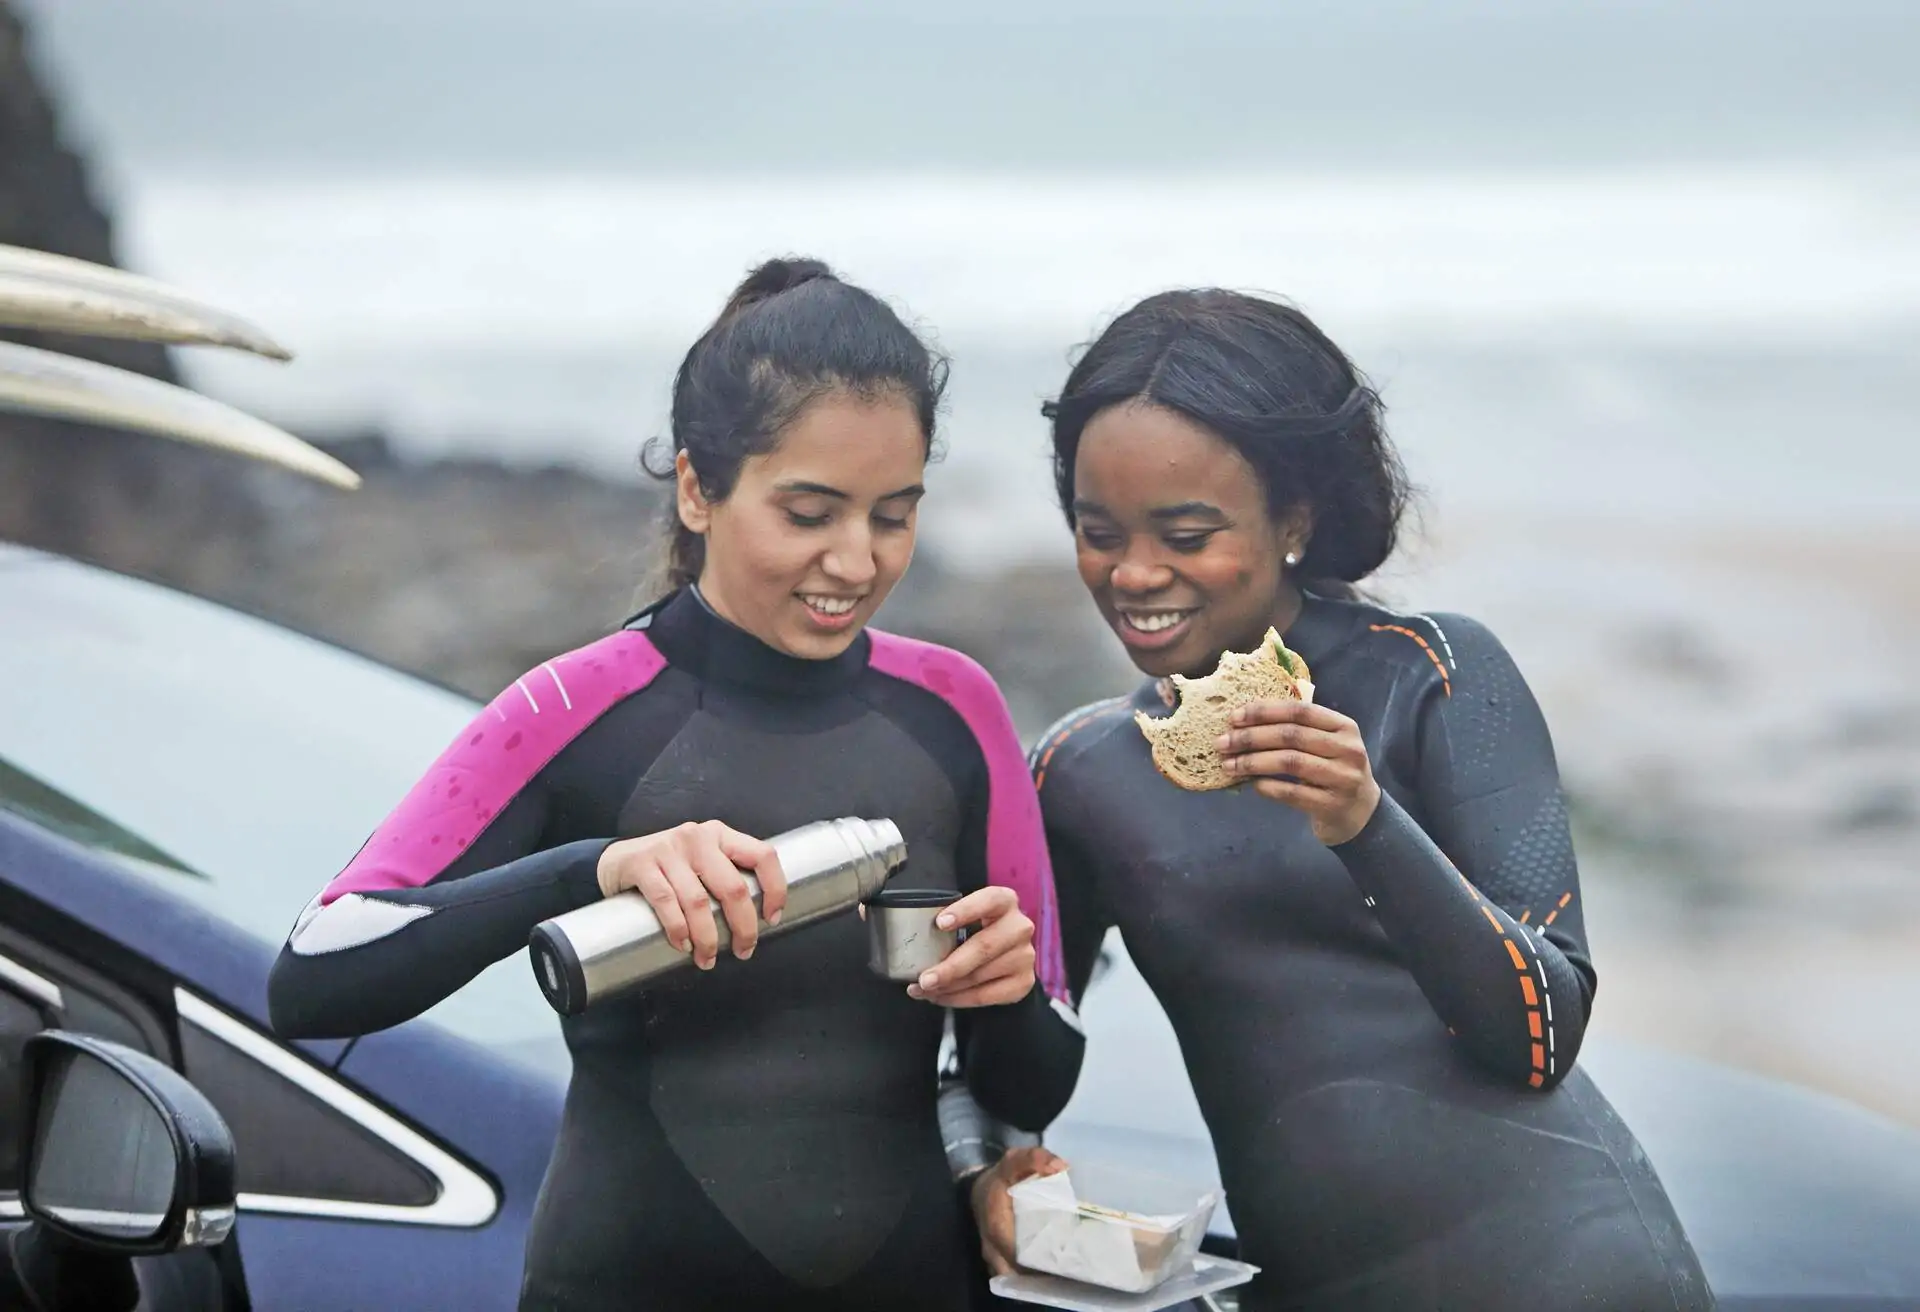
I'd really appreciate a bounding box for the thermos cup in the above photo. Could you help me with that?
[864,887,964,982]
[529,817,906,1015]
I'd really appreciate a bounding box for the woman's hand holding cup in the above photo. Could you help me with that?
[905,886,1035,1008]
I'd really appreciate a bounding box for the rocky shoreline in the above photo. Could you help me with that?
[203,429,1136,740]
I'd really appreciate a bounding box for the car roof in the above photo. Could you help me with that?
[1588,1038,1920,1306]
[0,544,587,1060]
[0,540,471,700]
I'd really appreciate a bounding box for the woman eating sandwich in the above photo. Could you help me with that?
[957,289,1715,1310]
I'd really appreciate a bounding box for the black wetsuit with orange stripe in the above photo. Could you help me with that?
[1029,592,1714,1311]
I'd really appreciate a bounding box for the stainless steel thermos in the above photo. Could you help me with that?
[529,817,907,1015]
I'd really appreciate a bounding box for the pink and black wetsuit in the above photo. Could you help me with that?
[267,586,1084,1312]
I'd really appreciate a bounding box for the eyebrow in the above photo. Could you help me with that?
[1149,501,1227,521]
[1072,497,1226,521]
[777,480,926,501]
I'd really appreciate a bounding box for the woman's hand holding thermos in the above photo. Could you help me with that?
[595,821,790,970]
[572,817,1034,1007]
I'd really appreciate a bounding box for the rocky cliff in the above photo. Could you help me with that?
[0,0,282,587]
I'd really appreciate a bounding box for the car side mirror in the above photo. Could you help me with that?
[18,1031,237,1255]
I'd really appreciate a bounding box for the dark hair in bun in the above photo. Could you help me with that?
[643,257,948,592]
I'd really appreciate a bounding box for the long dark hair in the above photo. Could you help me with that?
[641,257,948,595]
[1043,289,1412,597]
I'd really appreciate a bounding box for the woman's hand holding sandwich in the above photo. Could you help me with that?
[1216,700,1382,845]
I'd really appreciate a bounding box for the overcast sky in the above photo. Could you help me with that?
[19,0,1920,177]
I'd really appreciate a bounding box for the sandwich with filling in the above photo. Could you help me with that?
[1134,628,1314,791]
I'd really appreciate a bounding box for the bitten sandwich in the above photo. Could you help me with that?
[1135,629,1314,791]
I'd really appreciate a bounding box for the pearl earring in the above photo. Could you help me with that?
[1284,551,1300,568]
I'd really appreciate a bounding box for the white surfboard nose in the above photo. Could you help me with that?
[0,242,358,489]
[0,339,360,489]
[0,243,292,360]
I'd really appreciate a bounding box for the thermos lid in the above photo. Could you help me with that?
[865,887,961,909]
[530,922,590,1016]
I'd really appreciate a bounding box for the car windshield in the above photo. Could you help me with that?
[0,547,567,1064]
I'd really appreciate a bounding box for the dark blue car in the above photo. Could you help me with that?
[3,542,1919,1311]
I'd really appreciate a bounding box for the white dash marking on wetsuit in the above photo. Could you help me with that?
[1364,896,1377,908]
[1415,613,1458,670]
[543,661,573,711]
[1516,928,1558,1077]
[515,678,541,713]
[288,894,433,954]
[1535,957,1557,1073]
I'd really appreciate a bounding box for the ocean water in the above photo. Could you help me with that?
[96,164,1920,568]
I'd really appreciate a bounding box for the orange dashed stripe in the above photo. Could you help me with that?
[1511,930,1558,1089]
[1369,624,1452,696]
[1033,706,1119,790]
[1518,909,1531,923]
[1467,871,1553,1088]
[1544,891,1573,926]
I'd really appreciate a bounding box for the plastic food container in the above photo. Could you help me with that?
[1009,1163,1220,1294]
[990,1253,1261,1312]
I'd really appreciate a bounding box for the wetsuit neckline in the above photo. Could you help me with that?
[643,586,870,696]
[1281,589,1364,670]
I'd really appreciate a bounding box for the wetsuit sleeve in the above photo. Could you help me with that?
[267,712,608,1039]
[1049,821,1116,1008]
[935,667,1088,1135]
[1329,615,1593,1091]
[268,636,672,1039]
[943,711,1117,1184]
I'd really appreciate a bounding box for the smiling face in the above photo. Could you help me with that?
[679,391,927,659]
[1071,401,1309,679]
